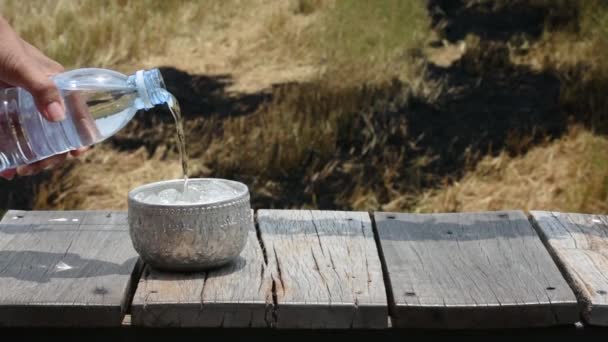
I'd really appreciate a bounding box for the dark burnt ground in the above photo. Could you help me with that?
[273,0,579,209]
[427,0,578,43]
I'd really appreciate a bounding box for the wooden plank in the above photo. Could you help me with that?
[530,211,608,326]
[0,210,140,327]
[375,210,579,329]
[131,215,273,327]
[257,210,387,329]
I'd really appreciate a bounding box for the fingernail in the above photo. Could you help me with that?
[45,101,65,121]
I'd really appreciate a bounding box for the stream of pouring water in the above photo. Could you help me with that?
[138,90,243,205]
[165,92,189,193]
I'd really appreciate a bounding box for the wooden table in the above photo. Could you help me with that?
[1,209,607,334]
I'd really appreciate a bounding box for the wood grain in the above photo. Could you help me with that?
[531,211,608,326]
[375,210,579,329]
[0,210,140,327]
[131,220,273,327]
[257,210,387,329]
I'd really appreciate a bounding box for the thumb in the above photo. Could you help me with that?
[0,50,65,122]
[12,62,65,122]
[0,17,65,122]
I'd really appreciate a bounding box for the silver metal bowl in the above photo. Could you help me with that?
[127,178,251,272]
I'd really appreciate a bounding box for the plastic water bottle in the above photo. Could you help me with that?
[0,68,168,172]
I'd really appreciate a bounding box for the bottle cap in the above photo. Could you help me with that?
[135,70,153,109]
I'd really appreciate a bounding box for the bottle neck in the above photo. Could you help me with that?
[128,68,167,109]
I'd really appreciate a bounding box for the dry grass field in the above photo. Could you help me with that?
[0,0,605,214]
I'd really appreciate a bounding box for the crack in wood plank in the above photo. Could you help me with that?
[531,211,608,326]
[257,209,387,329]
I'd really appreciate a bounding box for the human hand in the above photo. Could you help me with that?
[0,15,86,180]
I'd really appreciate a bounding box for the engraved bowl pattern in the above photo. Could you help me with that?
[127,178,250,271]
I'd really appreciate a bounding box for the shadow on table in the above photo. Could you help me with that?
[0,251,137,283]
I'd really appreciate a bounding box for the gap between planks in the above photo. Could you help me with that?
[528,212,586,322]
[368,210,394,328]
[253,210,277,327]
[221,209,392,328]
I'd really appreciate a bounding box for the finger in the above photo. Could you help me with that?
[14,59,65,122]
[16,153,67,176]
[0,51,65,122]
[0,19,65,122]
[0,169,16,180]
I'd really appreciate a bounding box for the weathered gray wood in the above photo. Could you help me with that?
[0,210,140,327]
[131,217,273,327]
[375,210,579,329]
[257,210,387,329]
[531,211,608,326]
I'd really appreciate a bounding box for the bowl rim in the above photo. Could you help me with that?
[128,177,249,208]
